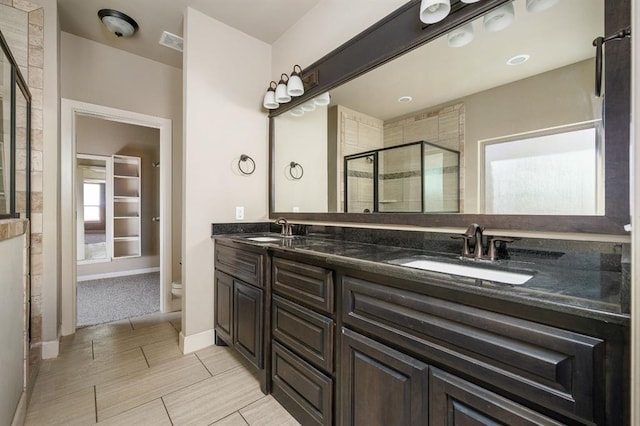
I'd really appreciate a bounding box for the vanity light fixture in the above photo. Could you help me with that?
[506,54,530,65]
[301,100,317,112]
[98,9,139,38]
[398,96,413,103]
[419,0,451,24]
[263,81,279,109]
[287,65,305,97]
[483,2,515,32]
[314,92,331,106]
[290,108,304,117]
[526,0,559,13]
[447,22,475,47]
[275,74,291,103]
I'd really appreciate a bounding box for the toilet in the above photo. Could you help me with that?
[171,282,182,297]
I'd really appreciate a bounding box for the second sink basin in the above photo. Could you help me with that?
[390,257,534,285]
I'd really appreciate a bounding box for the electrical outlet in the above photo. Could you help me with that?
[235,206,244,220]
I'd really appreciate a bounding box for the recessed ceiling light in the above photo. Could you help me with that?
[398,96,413,103]
[506,54,530,66]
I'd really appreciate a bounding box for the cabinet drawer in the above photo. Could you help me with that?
[215,244,265,288]
[272,295,334,373]
[273,257,333,314]
[430,367,564,425]
[342,275,604,424]
[272,341,333,426]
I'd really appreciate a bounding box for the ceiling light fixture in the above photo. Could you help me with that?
[506,54,530,65]
[98,9,139,38]
[398,96,413,103]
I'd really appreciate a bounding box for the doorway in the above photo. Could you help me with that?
[61,99,174,335]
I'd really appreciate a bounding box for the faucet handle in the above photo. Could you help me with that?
[487,236,520,260]
[451,234,474,257]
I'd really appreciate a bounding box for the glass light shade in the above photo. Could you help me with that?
[275,74,291,103]
[290,108,304,117]
[483,2,515,32]
[287,65,305,97]
[420,0,451,24]
[447,23,474,47]
[526,0,559,12]
[314,92,331,106]
[301,101,316,112]
[98,9,139,38]
[263,89,279,109]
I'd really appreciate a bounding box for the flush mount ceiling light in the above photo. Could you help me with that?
[526,0,560,13]
[398,96,413,103]
[506,54,530,65]
[98,9,139,38]
[483,2,515,32]
[420,0,451,24]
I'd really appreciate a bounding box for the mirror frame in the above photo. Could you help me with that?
[269,0,630,235]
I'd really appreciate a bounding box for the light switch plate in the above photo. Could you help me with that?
[235,206,244,220]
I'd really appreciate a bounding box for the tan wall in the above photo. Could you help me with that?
[60,31,183,282]
[182,8,271,344]
[75,115,160,277]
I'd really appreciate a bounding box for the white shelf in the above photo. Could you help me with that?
[112,154,141,259]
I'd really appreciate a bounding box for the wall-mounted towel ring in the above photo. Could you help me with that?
[238,154,256,175]
[288,161,304,180]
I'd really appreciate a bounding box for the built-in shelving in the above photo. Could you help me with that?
[112,155,141,259]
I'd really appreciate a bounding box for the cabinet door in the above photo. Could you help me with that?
[234,280,264,368]
[340,328,428,426]
[429,367,564,426]
[214,270,234,344]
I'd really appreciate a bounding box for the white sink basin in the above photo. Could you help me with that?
[397,259,534,285]
[245,236,282,242]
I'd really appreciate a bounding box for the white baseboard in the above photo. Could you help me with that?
[11,391,27,426]
[42,339,60,359]
[77,267,160,282]
[179,329,214,354]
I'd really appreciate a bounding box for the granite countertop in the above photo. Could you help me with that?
[213,232,630,325]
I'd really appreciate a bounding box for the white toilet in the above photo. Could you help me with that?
[171,281,182,297]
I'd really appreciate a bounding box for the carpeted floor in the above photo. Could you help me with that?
[77,272,160,327]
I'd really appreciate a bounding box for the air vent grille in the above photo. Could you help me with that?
[159,31,183,52]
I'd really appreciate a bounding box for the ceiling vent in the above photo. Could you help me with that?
[159,31,183,52]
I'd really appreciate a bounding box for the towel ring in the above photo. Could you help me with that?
[238,154,256,175]
[288,161,304,180]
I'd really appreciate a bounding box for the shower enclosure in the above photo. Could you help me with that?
[345,141,459,213]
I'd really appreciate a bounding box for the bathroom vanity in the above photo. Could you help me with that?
[212,229,628,425]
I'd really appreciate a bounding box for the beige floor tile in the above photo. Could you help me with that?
[142,335,183,367]
[97,399,172,425]
[240,396,300,426]
[62,319,134,353]
[196,344,250,376]
[210,412,249,425]
[25,385,96,426]
[37,343,93,377]
[164,366,264,425]
[31,347,148,404]
[130,311,181,330]
[93,322,178,359]
[96,354,210,421]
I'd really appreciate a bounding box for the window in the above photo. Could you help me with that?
[482,123,603,215]
[83,183,103,222]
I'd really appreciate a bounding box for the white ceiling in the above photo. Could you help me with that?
[57,0,322,69]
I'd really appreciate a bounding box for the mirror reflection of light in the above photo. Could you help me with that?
[398,96,413,103]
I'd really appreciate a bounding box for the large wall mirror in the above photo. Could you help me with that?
[269,0,630,234]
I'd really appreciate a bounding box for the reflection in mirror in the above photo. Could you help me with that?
[272,0,604,216]
[0,44,10,216]
[77,155,112,263]
[15,79,28,217]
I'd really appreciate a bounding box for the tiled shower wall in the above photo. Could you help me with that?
[0,0,44,385]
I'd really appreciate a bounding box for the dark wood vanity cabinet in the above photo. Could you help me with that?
[339,270,627,426]
[270,255,336,426]
[213,240,269,392]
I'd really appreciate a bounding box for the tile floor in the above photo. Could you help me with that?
[24,311,299,426]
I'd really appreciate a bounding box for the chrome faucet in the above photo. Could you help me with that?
[275,217,293,238]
